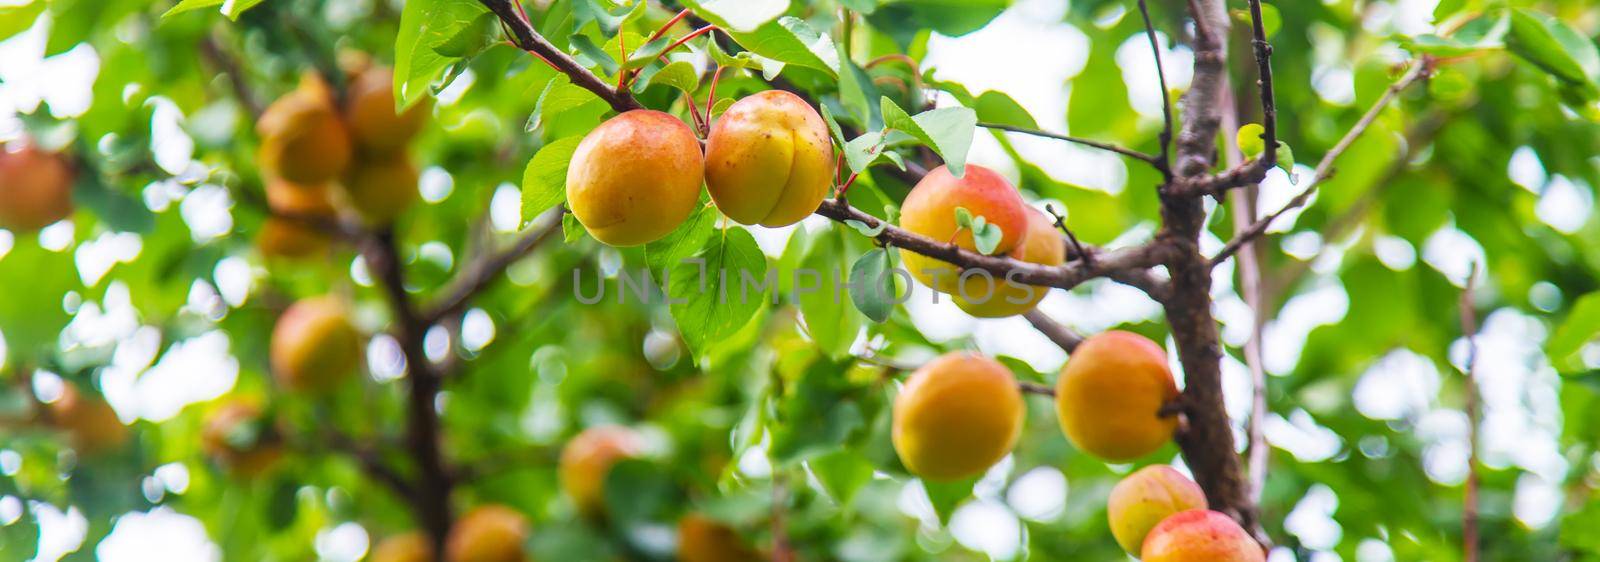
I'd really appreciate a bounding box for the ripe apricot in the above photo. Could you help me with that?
[892,352,1024,481]
[1141,509,1264,562]
[345,67,429,154]
[677,514,762,562]
[446,504,530,562]
[257,179,338,259]
[952,208,1065,317]
[1108,465,1207,554]
[559,425,643,517]
[47,384,127,455]
[565,110,704,246]
[704,90,833,227]
[258,76,352,184]
[340,153,419,225]
[270,296,361,393]
[370,532,431,562]
[0,142,74,233]
[200,401,283,477]
[897,165,1029,294]
[1055,330,1178,462]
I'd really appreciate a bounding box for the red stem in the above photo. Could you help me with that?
[703,65,726,135]
[646,9,692,44]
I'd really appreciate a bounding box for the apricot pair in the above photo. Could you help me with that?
[371,505,531,562]
[565,90,832,246]
[898,164,1064,318]
[891,352,1024,481]
[0,141,75,233]
[256,67,425,259]
[270,296,362,393]
[1108,466,1261,560]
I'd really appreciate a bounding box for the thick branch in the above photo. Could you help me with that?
[422,207,564,325]
[479,0,640,113]
[358,230,455,559]
[1171,0,1230,179]
[1210,59,1431,266]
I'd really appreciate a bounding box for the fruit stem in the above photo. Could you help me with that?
[616,32,628,89]
[646,9,692,44]
[702,65,726,136]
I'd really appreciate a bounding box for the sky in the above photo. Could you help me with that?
[0,0,1582,560]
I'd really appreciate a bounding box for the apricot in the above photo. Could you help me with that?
[565,110,703,246]
[270,296,361,393]
[1141,509,1264,562]
[703,90,833,227]
[0,142,74,233]
[258,76,352,184]
[340,153,419,225]
[559,425,643,517]
[891,352,1024,481]
[677,513,762,562]
[446,504,530,562]
[46,384,127,455]
[345,67,429,154]
[370,532,431,562]
[257,178,338,259]
[200,401,283,477]
[1108,465,1207,554]
[897,164,1029,294]
[952,208,1065,317]
[1055,330,1178,462]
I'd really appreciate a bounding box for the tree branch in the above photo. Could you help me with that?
[358,229,455,558]
[978,122,1158,164]
[422,207,564,325]
[1244,0,1278,170]
[1210,59,1431,266]
[478,0,640,113]
[324,429,416,498]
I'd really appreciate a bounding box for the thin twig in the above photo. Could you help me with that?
[1135,0,1174,178]
[1460,261,1482,562]
[1209,59,1431,266]
[198,33,265,119]
[1043,203,1092,267]
[1244,0,1278,168]
[1022,309,1083,352]
[1018,381,1056,397]
[978,122,1159,164]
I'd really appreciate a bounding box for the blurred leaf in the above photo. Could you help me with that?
[921,477,976,526]
[562,212,586,243]
[1550,292,1600,372]
[809,449,874,504]
[679,0,789,32]
[0,0,43,41]
[1507,9,1600,96]
[769,358,864,462]
[798,229,863,358]
[0,240,77,362]
[668,227,767,357]
[603,459,681,522]
[520,136,583,226]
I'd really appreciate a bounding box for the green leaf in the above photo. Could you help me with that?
[1236,123,1266,157]
[0,240,78,362]
[644,60,700,94]
[973,90,1037,129]
[849,248,895,322]
[394,0,490,109]
[679,0,789,32]
[881,97,976,176]
[922,477,978,526]
[953,207,974,229]
[839,0,877,14]
[527,79,606,132]
[521,136,584,227]
[0,0,43,41]
[769,358,865,462]
[1550,292,1600,372]
[562,212,586,243]
[646,204,717,271]
[569,34,620,76]
[725,16,839,77]
[572,0,646,36]
[669,227,768,357]
[971,222,1002,255]
[162,0,222,18]
[843,219,886,237]
[843,131,887,173]
[1275,142,1295,179]
[431,11,499,58]
[1507,9,1600,93]
[798,229,863,358]
[867,0,1006,45]
[602,459,681,522]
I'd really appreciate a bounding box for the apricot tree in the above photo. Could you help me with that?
[1,0,1599,561]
